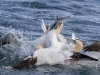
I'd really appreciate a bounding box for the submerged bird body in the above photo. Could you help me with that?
[0,32,19,45]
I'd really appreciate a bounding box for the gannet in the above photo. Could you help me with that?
[65,33,88,52]
[41,19,83,51]
[13,45,98,69]
[28,15,70,48]
[12,45,72,69]
[45,15,70,47]
[45,18,83,52]
[41,19,66,43]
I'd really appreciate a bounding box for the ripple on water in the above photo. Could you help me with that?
[0,0,100,75]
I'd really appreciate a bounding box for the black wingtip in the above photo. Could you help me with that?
[83,41,100,52]
[13,57,37,69]
[71,52,98,61]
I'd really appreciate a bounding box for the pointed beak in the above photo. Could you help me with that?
[65,37,76,44]
[79,39,86,42]
[58,15,70,22]
[50,15,70,30]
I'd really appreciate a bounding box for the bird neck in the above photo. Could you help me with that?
[73,40,83,52]
[55,24,63,35]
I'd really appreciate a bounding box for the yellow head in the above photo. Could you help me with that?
[73,40,83,52]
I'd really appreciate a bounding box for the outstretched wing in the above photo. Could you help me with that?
[13,57,37,69]
[84,41,100,52]
[71,52,98,61]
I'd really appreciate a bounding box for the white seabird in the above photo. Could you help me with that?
[45,16,83,52]
[12,44,98,69]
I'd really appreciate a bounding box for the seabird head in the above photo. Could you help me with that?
[72,33,83,52]
[50,15,70,30]
[73,39,83,52]
[66,33,83,52]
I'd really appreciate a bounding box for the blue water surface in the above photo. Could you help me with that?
[0,0,100,75]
